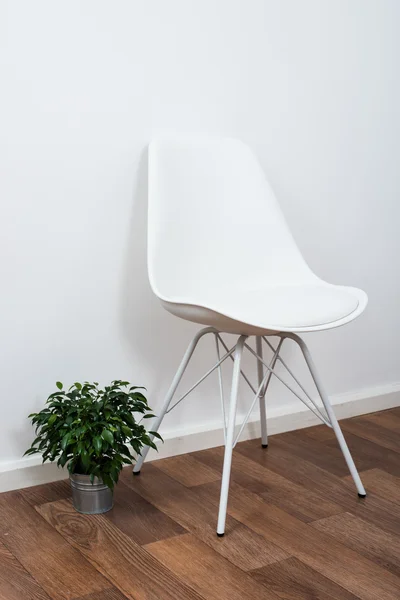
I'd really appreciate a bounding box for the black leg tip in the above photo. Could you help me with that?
[217,532,224,537]
[358,493,367,498]
[262,444,268,448]
[133,470,141,476]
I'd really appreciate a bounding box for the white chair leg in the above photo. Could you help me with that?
[284,332,366,497]
[133,326,217,474]
[256,336,284,448]
[256,337,268,447]
[217,335,247,536]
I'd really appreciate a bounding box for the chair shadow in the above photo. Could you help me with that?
[118,148,199,409]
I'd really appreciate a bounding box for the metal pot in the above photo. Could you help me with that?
[70,473,113,514]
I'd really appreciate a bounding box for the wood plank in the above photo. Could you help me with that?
[343,468,400,506]
[20,479,71,507]
[156,454,221,487]
[193,479,400,600]
[312,511,400,578]
[0,541,51,600]
[145,533,280,600]
[0,491,109,600]
[236,438,353,496]
[77,590,128,600]
[301,424,337,443]
[37,499,203,600]
[250,556,359,600]
[363,409,400,434]
[120,464,289,571]
[389,407,400,419]
[236,438,400,536]
[276,425,383,478]
[193,446,343,522]
[341,416,400,454]
[273,429,360,477]
[324,430,400,476]
[106,480,185,545]
[300,422,400,476]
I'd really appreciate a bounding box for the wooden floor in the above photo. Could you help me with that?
[1,408,400,600]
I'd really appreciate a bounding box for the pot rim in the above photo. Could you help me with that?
[69,472,107,486]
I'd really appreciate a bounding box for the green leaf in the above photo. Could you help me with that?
[130,392,147,401]
[120,444,133,459]
[101,473,114,489]
[111,468,120,485]
[48,414,57,426]
[101,429,114,445]
[48,392,63,399]
[59,453,68,468]
[93,436,102,453]
[56,381,63,390]
[74,382,82,390]
[23,448,38,456]
[121,425,132,437]
[123,412,136,427]
[80,450,90,470]
[149,431,163,441]
[61,433,70,451]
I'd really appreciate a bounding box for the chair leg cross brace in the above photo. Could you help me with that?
[244,342,332,427]
[132,327,366,535]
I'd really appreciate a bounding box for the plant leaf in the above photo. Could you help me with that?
[102,473,114,489]
[56,381,63,390]
[121,425,132,437]
[48,414,57,426]
[61,433,70,451]
[80,450,90,470]
[93,436,102,453]
[101,429,114,445]
[59,453,68,468]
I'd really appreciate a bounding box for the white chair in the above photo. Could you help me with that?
[133,136,367,536]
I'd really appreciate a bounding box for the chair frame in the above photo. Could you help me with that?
[133,327,366,536]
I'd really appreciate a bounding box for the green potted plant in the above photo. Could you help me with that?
[25,380,161,514]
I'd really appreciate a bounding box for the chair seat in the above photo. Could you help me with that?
[161,283,366,335]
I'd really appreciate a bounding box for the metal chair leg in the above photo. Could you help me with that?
[133,326,217,474]
[256,336,284,448]
[217,335,248,536]
[256,337,268,447]
[284,332,366,497]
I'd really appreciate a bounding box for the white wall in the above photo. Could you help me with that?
[1,0,399,469]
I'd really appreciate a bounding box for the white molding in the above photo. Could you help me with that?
[1,382,399,493]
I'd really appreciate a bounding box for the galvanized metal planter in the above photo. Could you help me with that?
[70,473,113,514]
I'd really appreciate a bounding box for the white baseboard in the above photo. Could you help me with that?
[1,382,399,493]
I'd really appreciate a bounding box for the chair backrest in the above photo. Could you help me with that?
[148,136,315,304]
